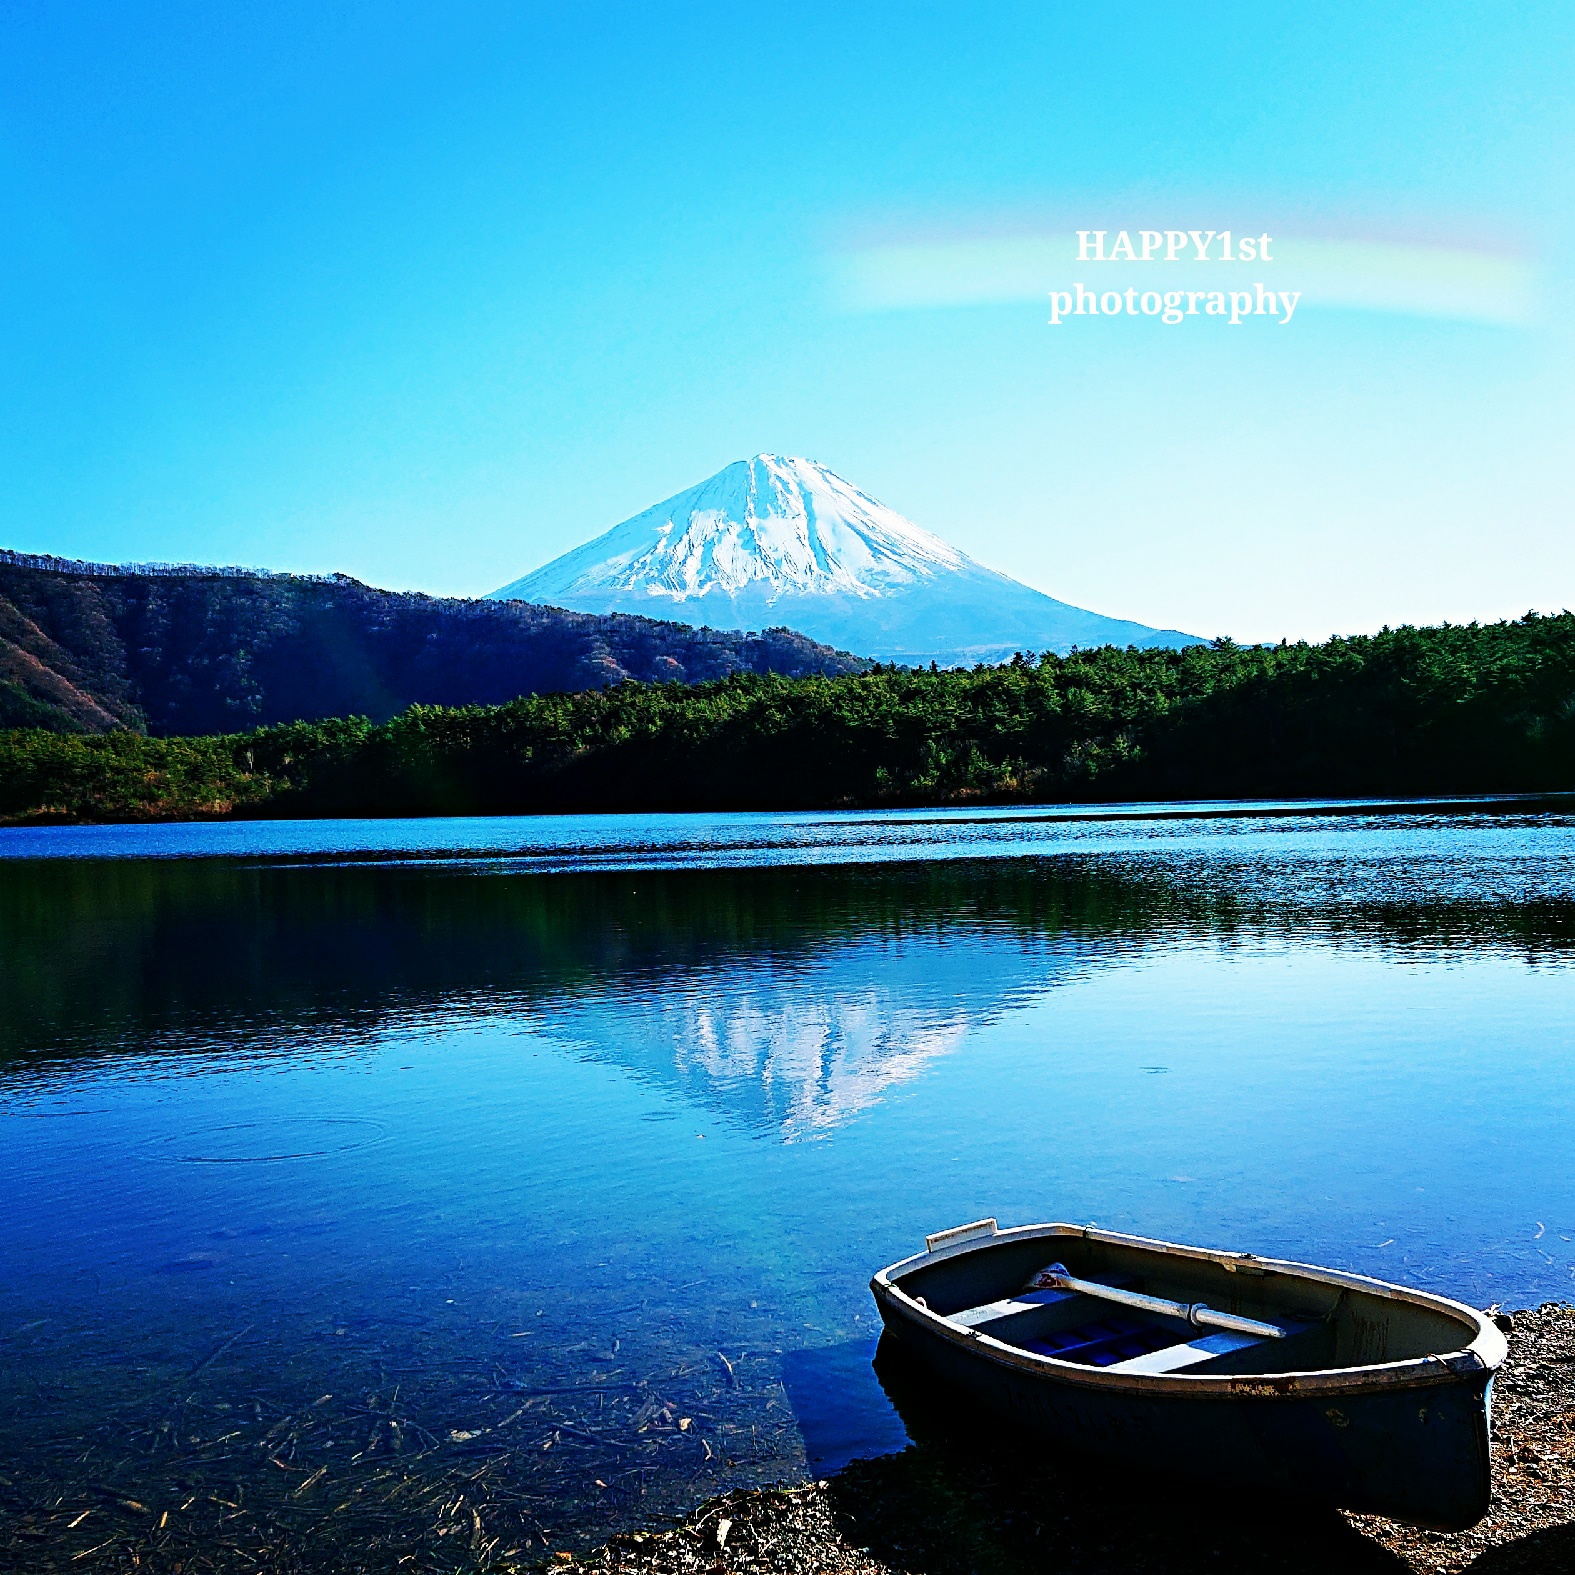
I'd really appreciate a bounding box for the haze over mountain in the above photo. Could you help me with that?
[492,455,1203,665]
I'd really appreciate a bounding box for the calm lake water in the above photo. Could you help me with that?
[2,802,1574,1565]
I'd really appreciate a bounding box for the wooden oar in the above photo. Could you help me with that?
[1037,1264,1287,1339]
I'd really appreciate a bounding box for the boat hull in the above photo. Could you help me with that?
[871,1224,1502,1530]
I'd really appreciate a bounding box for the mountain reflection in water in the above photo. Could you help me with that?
[6,843,1571,1128]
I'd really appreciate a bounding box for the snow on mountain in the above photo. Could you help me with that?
[490,455,1203,665]
[497,455,961,602]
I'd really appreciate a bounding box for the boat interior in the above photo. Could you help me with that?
[891,1231,1481,1378]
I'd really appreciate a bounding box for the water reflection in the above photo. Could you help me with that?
[536,933,1112,1140]
[1,816,1573,1569]
[5,847,1572,1110]
[0,860,1157,1097]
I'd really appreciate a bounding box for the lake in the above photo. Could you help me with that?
[2,802,1573,1566]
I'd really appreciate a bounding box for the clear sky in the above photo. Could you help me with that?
[3,1,1573,643]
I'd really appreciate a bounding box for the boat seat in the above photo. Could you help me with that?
[1103,1329,1266,1374]
[949,1272,1143,1331]
[948,1286,1078,1329]
[1104,1317,1318,1375]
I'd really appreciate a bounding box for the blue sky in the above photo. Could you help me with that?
[2,1,1572,642]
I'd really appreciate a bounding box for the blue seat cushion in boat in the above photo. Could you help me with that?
[1019,1314,1178,1366]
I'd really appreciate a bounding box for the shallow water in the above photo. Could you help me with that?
[2,803,1574,1562]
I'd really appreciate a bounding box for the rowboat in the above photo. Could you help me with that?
[869,1219,1507,1529]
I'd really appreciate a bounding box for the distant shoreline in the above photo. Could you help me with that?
[3,790,1574,839]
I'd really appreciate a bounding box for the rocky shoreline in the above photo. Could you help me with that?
[551,1304,1575,1575]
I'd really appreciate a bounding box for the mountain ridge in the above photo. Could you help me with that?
[492,454,1204,664]
[0,551,868,735]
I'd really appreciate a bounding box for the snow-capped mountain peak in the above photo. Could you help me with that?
[495,455,968,607]
[492,455,1203,666]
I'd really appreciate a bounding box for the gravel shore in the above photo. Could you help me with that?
[553,1304,1575,1575]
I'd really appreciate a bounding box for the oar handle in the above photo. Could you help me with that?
[1188,1305,1288,1339]
[1039,1267,1286,1340]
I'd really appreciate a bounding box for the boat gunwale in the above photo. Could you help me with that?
[871,1222,1508,1400]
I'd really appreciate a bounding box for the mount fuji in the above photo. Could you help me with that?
[490,456,1202,666]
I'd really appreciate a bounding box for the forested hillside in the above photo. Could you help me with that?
[0,551,868,735]
[4,613,1573,823]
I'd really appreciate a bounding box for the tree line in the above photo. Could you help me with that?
[4,614,1574,823]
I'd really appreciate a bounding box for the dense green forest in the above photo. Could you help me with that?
[3,613,1573,823]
